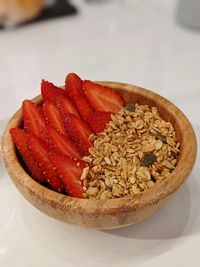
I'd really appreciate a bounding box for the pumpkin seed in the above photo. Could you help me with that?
[125,103,135,112]
[156,132,167,143]
[151,175,157,182]
[141,153,157,167]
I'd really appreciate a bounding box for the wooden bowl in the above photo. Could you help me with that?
[1,82,197,229]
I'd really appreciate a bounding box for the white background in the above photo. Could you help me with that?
[0,0,200,266]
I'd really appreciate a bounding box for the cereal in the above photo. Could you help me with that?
[80,166,90,180]
[82,104,180,199]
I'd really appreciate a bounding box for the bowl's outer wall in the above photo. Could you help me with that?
[1,82,197,229]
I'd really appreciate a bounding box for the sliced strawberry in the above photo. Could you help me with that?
[47,127,81,160]
[55,95,80,117]
[82,80,125,113]
[27,133,64,192]
[65,73,83,99]
[22,100,47,142]
[77,160,88,170]
[87,111,112,134]
[10,128,45,183]
[43,101,66,136]
[73,96,93,120]
[41,80,65,104]
[49,152,85,198]
[62,113,93,157]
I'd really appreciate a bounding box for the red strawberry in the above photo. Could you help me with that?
[43,101,66,136]
[22,100,47,142]
[41,80,65,104]
[73,96,93,120]
[27,133,64,192]
[47,127,81,160]
[65,73,83,99]
[62,113,93,157]
[76,159,89,170]
[49,152,85,198]
[87,111,111,134]
[82,80,125,113]
[10,128,45,183]
[55,95,80,117]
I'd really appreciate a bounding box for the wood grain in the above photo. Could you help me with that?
[1,82,197,229]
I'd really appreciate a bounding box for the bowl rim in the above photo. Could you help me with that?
[1,81,197,216]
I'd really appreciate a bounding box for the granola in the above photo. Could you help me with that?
[82,104,180,199]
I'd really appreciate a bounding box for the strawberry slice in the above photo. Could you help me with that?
[22,100,47,142]
[47,127,81,160]
[49,152,85,198]
[10,128,45,183]
[55,95,80,117]
[73,96,93,120]
[27,133,64,192]
[76,160,89,170]
[65,73,83,99]
[87,111,112,134]
[62,113,93,157]
[43,101,66,136]
[41,80,65,104]
[82,80,125,113]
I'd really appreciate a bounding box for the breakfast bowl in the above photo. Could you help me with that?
[1,81,197,229]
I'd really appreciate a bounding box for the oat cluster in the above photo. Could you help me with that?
[82,104,180,200]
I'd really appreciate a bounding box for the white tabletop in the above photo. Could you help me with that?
[0,0,200,266]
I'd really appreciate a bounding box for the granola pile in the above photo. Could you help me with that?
[82,103,180,200]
